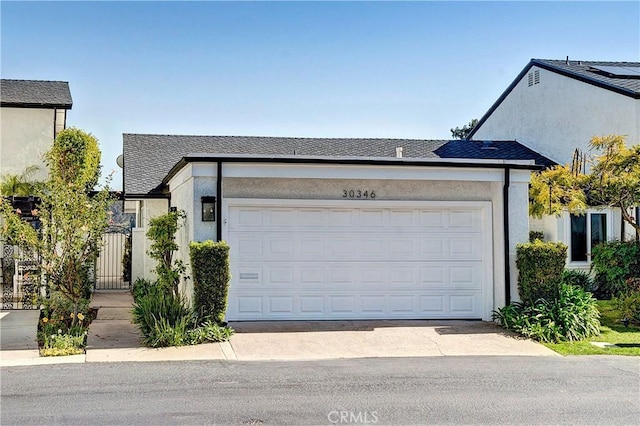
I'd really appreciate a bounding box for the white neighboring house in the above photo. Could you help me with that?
[469,59,640,269]
[123,135,552,321]
[1,79,73,181]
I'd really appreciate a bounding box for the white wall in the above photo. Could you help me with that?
[473,65,639,165]
[0,107,59,180]
[167,163,218,298]
[130,198,169,283]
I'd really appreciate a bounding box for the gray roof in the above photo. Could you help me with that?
[534,59,640,96]
[468,58,640,139]
[123,134,554,196]
[1,79,72,108]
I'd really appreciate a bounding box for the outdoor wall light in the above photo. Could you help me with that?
[201,196,216,222]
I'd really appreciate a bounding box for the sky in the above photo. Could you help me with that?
[1,1,639,190]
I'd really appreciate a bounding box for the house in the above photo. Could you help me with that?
[468,59,640,268]
[1,79,72,309]
[1,79,73,181]
[123,134,552,321]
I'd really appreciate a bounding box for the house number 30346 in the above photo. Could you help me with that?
[342,190,376,199]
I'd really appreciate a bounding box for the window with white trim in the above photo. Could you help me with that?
[569,212,607,262]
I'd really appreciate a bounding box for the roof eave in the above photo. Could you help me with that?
[466,60,536,140]
[531,59,640,99]
[160,154,542,188]
[1,101,73,109]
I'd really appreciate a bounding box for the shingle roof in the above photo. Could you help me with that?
[467,58,640,139]
[533,59,640,97]
[0,79,72,108]
[123,134,554,196]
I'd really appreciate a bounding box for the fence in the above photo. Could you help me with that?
[1,244,42,310]
[94,227,131,290]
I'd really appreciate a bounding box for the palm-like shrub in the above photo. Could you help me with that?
[493,283,600,343]
[132,286,193,347]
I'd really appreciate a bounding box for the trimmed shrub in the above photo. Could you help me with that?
[561,269,594,292]
[529,231,544,242]
[591,241,640,298]
[190,240,231,323]
[493,283,600,343]
[516,240,567,304]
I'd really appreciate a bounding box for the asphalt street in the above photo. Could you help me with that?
[1,356,639,425]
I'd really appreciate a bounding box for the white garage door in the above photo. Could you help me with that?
[225,200,492,321]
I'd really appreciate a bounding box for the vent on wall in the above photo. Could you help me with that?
[528,70,541,86]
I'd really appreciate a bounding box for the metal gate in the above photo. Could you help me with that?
[94,227,131,290]
[1,244,42,310]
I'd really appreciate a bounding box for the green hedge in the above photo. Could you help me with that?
[189,240,230,323]
[516,240,567,304]
[591,241,640,298]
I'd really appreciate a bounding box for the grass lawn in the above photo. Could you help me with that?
[544,300,640,356]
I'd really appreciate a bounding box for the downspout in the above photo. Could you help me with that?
[53,108,58,138]
[216,162,223,242]
[503,167,511,305]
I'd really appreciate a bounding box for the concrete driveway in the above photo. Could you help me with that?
[227,320,558,360]
[2,292,558,366]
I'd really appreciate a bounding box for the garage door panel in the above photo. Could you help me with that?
[328,209,355,226]
[234,208,263,227]
[227,203,490,320]
[361,295,385,313]
[300,296,325,314]
[389,295,415,313]
[330,296,357,314]
[268,296,294,314]
[450,295,477,314]
[420,295,445,313]
[236,296,263,315]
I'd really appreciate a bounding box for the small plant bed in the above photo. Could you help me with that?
[37,292,97,357]
[132,279,233,348]
[544,300,640,356]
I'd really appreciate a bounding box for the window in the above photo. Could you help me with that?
[570,213,607,262]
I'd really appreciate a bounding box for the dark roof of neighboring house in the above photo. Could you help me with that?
[123,133,554,196]
[0,79,73,108]
[467,58,640,139]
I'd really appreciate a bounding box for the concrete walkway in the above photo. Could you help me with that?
[1,291,558,367]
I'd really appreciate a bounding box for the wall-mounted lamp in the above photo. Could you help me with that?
[201,196,216,222]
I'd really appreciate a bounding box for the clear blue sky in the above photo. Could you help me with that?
[2,1,639,189]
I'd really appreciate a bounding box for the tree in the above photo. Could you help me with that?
[146,210,187,296]
[529,135,640,238]
[450,118,478,139]
[0,128,113,323]
[584,135,640,236]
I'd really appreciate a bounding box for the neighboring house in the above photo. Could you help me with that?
[123,134,552,321]
[1,79,72,309]
[469,59,640,268]
[0,79,73,181]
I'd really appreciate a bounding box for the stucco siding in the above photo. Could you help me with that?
[130,198,169,283]
[224,177,493,202]
[473,65,639,165]
[0,107,56,180]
